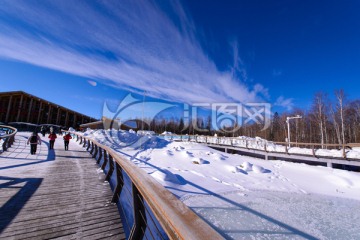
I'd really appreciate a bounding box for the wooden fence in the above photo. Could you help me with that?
[0,125,17,152]
[67,131,223,240]
[162,134,360,160]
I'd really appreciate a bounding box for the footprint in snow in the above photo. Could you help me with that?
[211,177,221,182]
[190,170,205,177]
[233,183,246,190]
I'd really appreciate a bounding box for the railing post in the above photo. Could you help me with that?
[101,150,108,170]
[92,145,98,158]
[111,162,124,203]
[87,140,91,150]
[285,144,288,154]
[129,184,147,240]
[2,138,8,151]
[245,139,248,149]
[342,145,346,159]
[9,135,15,146]
[105,154,114,181]
[90,142,94,154]
[264,142,267,152]
[97,147,103,164]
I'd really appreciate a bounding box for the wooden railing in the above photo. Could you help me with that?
[0,125,17,152]
[162,134,360,159]
[67,131,223,240]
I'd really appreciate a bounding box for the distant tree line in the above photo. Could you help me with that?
[139,89,360,145]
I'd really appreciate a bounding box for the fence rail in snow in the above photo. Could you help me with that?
[161,134,360,168]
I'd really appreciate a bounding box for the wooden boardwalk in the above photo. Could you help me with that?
[0,133,125,240]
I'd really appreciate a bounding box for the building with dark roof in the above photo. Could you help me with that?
[0,91,98,128]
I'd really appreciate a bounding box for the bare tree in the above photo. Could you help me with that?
[312,92,327,148]
[335,89,346,145]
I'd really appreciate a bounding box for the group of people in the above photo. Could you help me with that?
[27,129,72,154]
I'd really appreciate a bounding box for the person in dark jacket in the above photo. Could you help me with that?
[48,132,57,150]
[63,133,72,150]
[27,132,41,154]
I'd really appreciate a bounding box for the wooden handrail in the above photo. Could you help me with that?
[0,125,18,152]
[67,131,223,240]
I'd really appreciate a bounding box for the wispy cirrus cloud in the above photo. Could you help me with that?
[0,0,268,105]
[274,96,294,111]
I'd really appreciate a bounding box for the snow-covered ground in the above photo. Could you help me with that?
[80,129,360,239]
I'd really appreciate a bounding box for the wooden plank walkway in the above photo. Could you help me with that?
[0,132,125,240]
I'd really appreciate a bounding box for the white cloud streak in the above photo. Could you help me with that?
[274,96,294,111]
[87,80,97,87]
[0,0,268,105]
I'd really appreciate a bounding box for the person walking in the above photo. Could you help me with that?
[40,126,46,137]
[63,133,72,151]
[27,132,41,155]
[48,131,57,150]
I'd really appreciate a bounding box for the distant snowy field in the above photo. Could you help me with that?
[79,129,360,239]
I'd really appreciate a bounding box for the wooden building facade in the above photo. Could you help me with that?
[0,91,98,128]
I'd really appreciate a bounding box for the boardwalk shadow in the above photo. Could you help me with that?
[0,176,43,234]
[0,141,55,171]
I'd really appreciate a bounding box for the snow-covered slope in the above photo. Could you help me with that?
[80,129,360,239]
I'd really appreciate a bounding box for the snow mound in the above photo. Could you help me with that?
[192,158,209,165]
[162,131,172,135]
[239,162,253,171]
[212,152,226,160]
[181,150,193,157]
[150,169,185,185]
[252,164,267,173]
[236,162,269,174]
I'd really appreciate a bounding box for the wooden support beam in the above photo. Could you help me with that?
[37,101,43,124]
[26,98,33,122]
[47,104,52,124]
[16,95,23,122]
[5,95,13,123]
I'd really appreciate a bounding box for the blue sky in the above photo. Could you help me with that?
[0,0,359,120]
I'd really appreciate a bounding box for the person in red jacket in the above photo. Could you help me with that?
[48,132,57,150]
[63,133,72,151]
